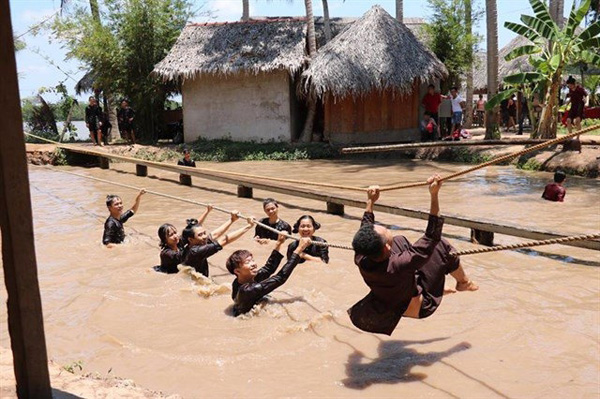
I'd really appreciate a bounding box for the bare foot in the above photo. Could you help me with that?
[443,288,456,295]
[456,280,479,292]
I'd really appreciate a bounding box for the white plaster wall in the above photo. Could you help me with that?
[182,71,292,142]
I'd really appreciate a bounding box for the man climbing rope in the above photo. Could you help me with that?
[349,175,478,335]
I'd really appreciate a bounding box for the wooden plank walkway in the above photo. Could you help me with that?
[58,144,600,251]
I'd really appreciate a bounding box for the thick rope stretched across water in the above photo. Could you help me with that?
[450,233,600,256]
[25,125,599,193]
[32,165,353,250]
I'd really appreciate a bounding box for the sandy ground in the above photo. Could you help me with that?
[0,346,179,398]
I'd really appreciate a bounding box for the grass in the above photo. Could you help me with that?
[557,118,600,136]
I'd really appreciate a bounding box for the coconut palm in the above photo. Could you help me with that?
[396,0,403,22]
[300,0,318,142]
[465,0,474,128]
[242,0,249,21]
[485,0,499,139]
[322,0,332,41]
[550,0,565,27]
[489,0,600,138]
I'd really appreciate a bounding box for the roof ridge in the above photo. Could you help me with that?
[188,17,308,27]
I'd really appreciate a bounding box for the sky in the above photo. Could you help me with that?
[9,0,571,103]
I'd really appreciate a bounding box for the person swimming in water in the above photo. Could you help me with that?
[349,176,478,335]
[181,210,254,277]
[254,198,292,245]
[286,215,329,264]
[155,206,214,274]
[102,189,146,248]
[227,235,311,316]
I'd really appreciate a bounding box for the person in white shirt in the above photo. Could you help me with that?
[449,87,466,129]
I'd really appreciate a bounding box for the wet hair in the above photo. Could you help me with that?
[226,249,253,275]
[428,84,435,89]
[106,194,121,207]
[182,148,190,154]
[352,225,385,257]
[451,86,458,91]
[423,111,431,117]
[158,223,177,249]
[554,170,566,183]
[263,198,279,208]
[89,96,96,102]
[292,215,320,234]
[566,76,576,85]
[181,218,200,246]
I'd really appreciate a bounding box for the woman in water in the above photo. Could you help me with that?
[254,198,292,244]
[286,215,329,264]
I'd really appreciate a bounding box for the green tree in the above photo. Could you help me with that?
[423,0,482,93]
[490,0,600,138]
[50,0,194,142]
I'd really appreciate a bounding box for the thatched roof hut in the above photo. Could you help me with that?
[302,5,447,99]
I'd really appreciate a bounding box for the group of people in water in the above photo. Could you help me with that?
[101,175,480,334]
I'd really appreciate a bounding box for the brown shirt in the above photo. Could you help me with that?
[349,211,446,335]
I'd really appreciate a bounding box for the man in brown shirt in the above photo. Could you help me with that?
[349,176,478,335]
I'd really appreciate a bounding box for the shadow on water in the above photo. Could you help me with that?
[341,338,470,390]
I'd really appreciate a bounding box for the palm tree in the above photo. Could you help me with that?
[549,0,565,27]
[300,0,318,142]
[322,0,332,42]
[465,0,474,128]
[485,0,499,139]
[396,0,403,22]
[242,0,250,21]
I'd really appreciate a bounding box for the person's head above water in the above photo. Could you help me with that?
[226,249,255,279]
[554,170,567,184]
[181,218,208,246]
[106,195,123,216]
[158,223,179,249]
[262,198,280,219]
[352,224,394,262]
[292,215,321,237]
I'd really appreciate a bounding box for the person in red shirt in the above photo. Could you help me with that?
[422,84,443,124]
[542,170,566,202]
[565,76,588,150]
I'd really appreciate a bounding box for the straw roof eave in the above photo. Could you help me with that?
[302,6,448,99]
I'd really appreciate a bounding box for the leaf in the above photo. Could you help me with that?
[504,22,541,43]
[578,37,600,50]
[548,53,561,70]
[521,15,557,41]
[579,50,600,67]
[505,45,541,61]
[577,20,600,42]
[504,72,545,85]
[529,0,554,23]
[485,89,517,111]
[566,0,591,37]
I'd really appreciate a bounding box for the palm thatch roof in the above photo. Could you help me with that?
[472,52,487,91]
[153,18,309,82]
[498,35,535,80]
[302,6,447,99]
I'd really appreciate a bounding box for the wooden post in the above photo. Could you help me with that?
[135,164,147,177]
[326,201,344,216]
[0,1,52,396]
[99,156,110,169]
[471,229,494,246]
[179,174,192,186]
[237,185,253,198]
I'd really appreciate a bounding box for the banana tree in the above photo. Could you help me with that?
[487,0,600,138]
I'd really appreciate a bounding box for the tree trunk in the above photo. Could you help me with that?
[60,100,76,142]
[89,0,100,23]
[485,0,499,140]
[396,0,403,22]
[549,0,564,28]
[242,0,249,21]
[105,92,120,142]
[300,0,317,143]
[322,0,331,42]
[538,72,561,139]
[464,0,473,128]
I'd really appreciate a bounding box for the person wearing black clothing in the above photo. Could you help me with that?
[117,99,136,144]
[254,198,292,243]
[85,96,104,146]
[517,96,529,135]
[102,189,146,247]
[155,223,183,274]
[177,149,195,184]
[286,215,329,264]
[180,211,253,277]
[227,236,311,316]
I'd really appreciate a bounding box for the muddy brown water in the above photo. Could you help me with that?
[1,159,599,398]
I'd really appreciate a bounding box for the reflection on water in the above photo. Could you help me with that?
[0,160,598,398]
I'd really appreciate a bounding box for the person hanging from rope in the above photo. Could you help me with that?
[542,170,567,202]
[286,215,329,264]
[102,189,146,247]
[254,198,292,245]
[349,176,478,335]
[155,206,213,274]
[181,210,254,277]
[227,235,311,316]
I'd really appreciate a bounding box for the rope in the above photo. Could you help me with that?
[450,233,600,256]
[31,165,354,251]
[379,125,600,191]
